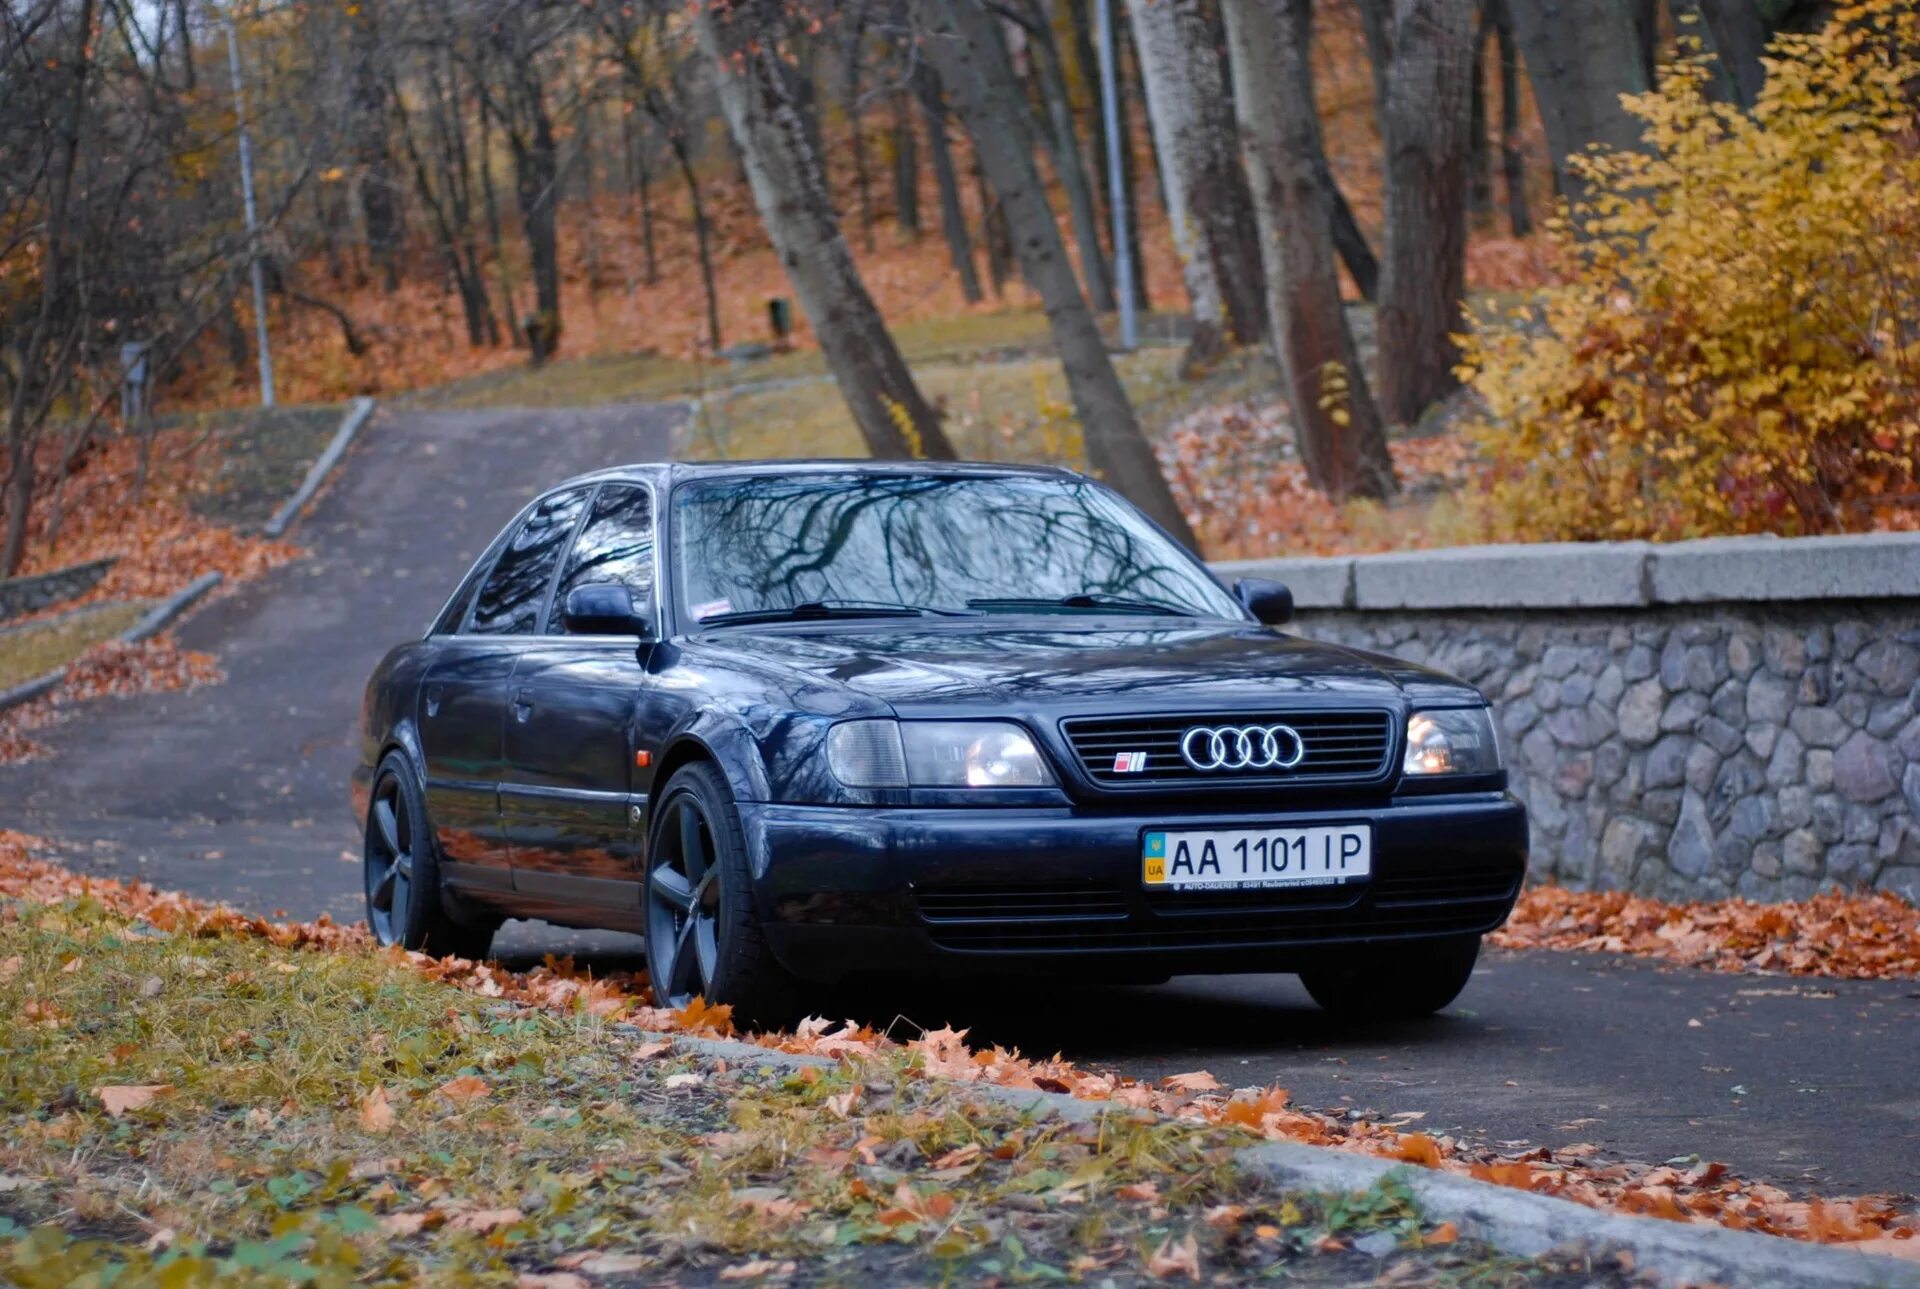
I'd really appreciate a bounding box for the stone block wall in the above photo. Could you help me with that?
[0,557,114,621]
[1212,534,1920,903]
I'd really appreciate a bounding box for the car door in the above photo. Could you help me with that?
[419,488,589,893]
[501,483,660,908]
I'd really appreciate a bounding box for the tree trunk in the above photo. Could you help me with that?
[509,107,563,362]
[1357,0,1478,427]
[4,0,97,576]
[915,64,984,304]
[1021,4,1116,312]
[844,12,877,252]
[1126,0,1267,360]
[1692,0,1769,108]
[1505,0,1649,208]
[1221,0,1395,499]
[349,1,403,291]
[696,0,956,460]
[1489,0,1533,236]
[1325,165,1379,301]
[892,89,921,236]
[1469,13,1494,221]
[918,0,1198,548]
[478,97,520,346]
[974,158,1014,296]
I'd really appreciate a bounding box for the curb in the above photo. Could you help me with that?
[263,396,376,538]
[0,571,223,715]
[616,1025,1919,1289]
[123,571,223,645]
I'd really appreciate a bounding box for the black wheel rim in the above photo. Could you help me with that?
[364,774,415,946]
[645,795,720,1008]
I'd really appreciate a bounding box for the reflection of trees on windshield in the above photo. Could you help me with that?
[675,474,1240,618]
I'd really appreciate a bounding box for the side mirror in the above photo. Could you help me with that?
[563,582,651,637]
[1234,577,1293,626]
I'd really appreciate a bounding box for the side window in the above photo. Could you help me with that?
[548,485,656,633]
[433,574,482,635]
[470,490,588,636]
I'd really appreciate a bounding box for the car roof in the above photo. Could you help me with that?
[547,458,1083,494]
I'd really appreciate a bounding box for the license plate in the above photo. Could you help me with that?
[1142,825,1371,891]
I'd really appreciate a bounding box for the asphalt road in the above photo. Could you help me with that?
[4,401,1915,1208]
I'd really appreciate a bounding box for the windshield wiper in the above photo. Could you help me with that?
[965,593,1194,617]
[698,598,972,626]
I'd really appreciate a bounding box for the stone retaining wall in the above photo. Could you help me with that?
[0,558,114,621]
[1212,534,1920,903]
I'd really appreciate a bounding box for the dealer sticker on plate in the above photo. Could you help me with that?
[1142,825,1371,891]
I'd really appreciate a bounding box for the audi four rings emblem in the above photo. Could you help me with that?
[1179,724,1307,772]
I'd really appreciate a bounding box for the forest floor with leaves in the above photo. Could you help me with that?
[2,830,1916,1283]
[0,860,1654,1288]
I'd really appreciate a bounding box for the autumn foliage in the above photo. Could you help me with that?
[2,831,1915,1255]
[1464,0,1920,541]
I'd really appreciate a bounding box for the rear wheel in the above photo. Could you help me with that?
[644,762,799,1028]
[1299,935,1480,1021]
[364,752,495,960]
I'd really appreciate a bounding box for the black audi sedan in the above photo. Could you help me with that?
[354,461,1526,1024]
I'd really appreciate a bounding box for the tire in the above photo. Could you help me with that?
[1299,935,1481,1021]
[644,761,800,1029]
[364,751,496,961]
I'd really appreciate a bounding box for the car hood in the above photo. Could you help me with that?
[686,619,1479,715]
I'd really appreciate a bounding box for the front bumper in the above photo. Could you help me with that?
[741,793,1528,981]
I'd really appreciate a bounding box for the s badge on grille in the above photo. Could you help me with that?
[1112,751,1148,773]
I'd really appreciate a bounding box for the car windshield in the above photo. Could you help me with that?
[672,472,1243,625]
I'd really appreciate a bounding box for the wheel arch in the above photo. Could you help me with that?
[644,714,770,835]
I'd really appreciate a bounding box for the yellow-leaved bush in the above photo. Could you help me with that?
[1461,1,1920,540]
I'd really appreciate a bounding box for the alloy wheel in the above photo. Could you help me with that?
[645,795,722,1007]
[364,773,415,946]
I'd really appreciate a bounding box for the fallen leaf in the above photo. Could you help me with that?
[378,1211,434,1236]
[1117,1181,1161,1203]
[436,1075,490,1105]
[631,1038,673,1060]
[1162,1070,1223,1092]
[360,1085,395,1133]
[1425,1221,1459,1245]
[96,1084,169,1118]
[719,1261,796,1281]
[517,1274,589,1289]
[450,1207,523,1232]
[1394,1132,1444,1168]
[664,1072,704,1090]
[1146,1231,1201,1280]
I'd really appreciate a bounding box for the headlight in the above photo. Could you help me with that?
[825,720,1055,788]
[1402,708,1501,777]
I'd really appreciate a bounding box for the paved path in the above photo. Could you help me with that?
[4,400,1915,1210]
[2,403,680,956]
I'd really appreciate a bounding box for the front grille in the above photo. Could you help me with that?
[1062,710,1396,788]
[915,862,1521,953]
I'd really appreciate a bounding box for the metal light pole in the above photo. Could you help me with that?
[225,14,275,407]
[1096,0,1135,351]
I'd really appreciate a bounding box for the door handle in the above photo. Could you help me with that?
[424,684,443,717]
[512,686,534,723]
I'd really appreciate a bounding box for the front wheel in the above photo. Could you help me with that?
[1299,935,1481,1021]
[644,762,799,1029]
[364,752,495,960]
